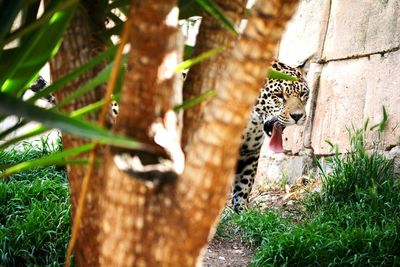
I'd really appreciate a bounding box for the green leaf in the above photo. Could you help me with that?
[0,143,95,178]
[56,56,126,109]
[107,10,124,25]
[174,89,216,111]
[194,0,238,36]
[27,45,118,104]
[106,23,123,38]
[178,0,202,19]
[183,44,194,60]
[19,1,41,45]
[0,93,148,150]
[0,119,27,141]
[267,68,299,82]
[0,123,46,150]
[0,0,23,52]
[4,0,77,46]
[0,94,120,150]
[108,0,129,11]
[175,45,225,72]
[0,0,78,96]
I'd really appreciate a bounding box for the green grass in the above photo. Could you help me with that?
[0,137,71,266]
[220,127,400,266]
[1,123,399,266]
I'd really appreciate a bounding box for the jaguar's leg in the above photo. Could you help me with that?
[232,117,264,212]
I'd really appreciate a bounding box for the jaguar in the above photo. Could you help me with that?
[232,61,310,212]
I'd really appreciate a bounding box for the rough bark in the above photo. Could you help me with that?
[98,2,181,266]
[49,3,107,265]
[181,0,246,149]
[99,0,299,266]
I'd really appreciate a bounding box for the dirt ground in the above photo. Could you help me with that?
[201,177,321,267]
[202,235,253,267]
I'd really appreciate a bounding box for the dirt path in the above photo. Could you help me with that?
[201,177,320,266]
[202,235,253,267]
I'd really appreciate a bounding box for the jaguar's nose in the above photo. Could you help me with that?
[290,113,304,123]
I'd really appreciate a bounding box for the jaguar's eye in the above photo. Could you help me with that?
[299,91,308,99]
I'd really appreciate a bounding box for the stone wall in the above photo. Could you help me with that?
[257,0,400,186]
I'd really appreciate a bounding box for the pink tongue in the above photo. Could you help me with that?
[268,123,284,153]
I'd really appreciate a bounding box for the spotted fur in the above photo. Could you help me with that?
[232,61,310,212]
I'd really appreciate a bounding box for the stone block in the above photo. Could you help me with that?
[278,0,330,65]
[387,146,400,175]
[363,53,400,148]
[322,0,400,60]
[255,150,314,186]
[312,50,400,154]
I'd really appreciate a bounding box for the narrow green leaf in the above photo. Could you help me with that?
[175,45,225,72]
[108,0,129,11]
[106,23,123,37]
[56,56,126,109]
[107,10,124,25]
[174,89,216,111]
[0,119,27,140]
[0,123,46,150]
[27,45,118,104]
[0,143,95,178]
[267,68,299,82]
[0,0,23,52]
[0,0,78,95]
[0,93,149,150]
[194,0,238,36]
[0,94,120,150]
[19,1,41,45]
[178,0,202,19]
[183,44,194,60]
[4,0,77,45]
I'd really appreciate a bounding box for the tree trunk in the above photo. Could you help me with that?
[181,0,246,149]
[49,2,108,265]
[98,0,299,266]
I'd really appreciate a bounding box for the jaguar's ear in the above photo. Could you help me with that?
[296,58,310,77]
[270,58,279,69]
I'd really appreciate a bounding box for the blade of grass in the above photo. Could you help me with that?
[370,106,388,132]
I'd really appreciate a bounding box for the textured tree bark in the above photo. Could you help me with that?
[49,2,107,265]
[99,0,299,266]
[181,0,246,149]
